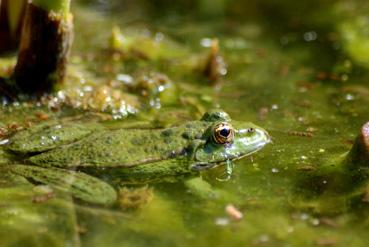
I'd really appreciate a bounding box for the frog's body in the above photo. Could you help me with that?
[4,110,270,205]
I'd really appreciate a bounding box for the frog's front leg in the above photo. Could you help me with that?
[216,159,233,181]
[184,177,220,199]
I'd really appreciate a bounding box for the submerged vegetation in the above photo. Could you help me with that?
[0,0,369,246]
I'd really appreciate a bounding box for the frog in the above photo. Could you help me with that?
[2,110,270,205]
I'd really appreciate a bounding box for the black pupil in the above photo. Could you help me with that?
[220,128,230,137]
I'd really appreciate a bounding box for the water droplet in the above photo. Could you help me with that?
[54,125,62,129]
[50,136,59,141]
[0,139,9,145]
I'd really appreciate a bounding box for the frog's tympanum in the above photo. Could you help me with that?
[4,110,270,205]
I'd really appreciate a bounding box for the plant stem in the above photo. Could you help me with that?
[12,0,73,93]
[7,0,26,35]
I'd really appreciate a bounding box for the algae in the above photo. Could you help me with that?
[1,0,369,246]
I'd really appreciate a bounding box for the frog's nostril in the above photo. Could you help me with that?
[258,129,271,143]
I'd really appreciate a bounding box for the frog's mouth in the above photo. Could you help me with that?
[230,142,269,162]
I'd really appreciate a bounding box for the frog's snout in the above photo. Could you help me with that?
[264,130,272,144]
[254,127,271,146]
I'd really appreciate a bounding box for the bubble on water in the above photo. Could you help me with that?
[300,213,309,220]
[215,217,229,226]
[116,74,133,84]
[303,31,317,42]
[345,94,354,101]
[83,86,93,92]
[157,85,165,92]
[271,168,279,173]
[310,218,320,226]
[200,38,213,47]
[155,32,164,42]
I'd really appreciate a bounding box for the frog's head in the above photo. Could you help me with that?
[194,110,270,165]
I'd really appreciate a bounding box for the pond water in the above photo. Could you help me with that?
[1,0,369,246]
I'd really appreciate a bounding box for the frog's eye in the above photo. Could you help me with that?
[213,123,234,145]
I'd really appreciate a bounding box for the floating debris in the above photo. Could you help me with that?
[225,204,243,221]
[288,131,314,138]
[203,38,227,82]
[258,107,269,121]
[35,111,49,121]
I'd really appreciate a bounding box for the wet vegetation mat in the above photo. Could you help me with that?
[1,0,369,246]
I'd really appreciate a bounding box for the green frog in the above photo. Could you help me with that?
[3,110,270,205]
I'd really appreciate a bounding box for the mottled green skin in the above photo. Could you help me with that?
[9,122,99,153]
[6,110,270,204]
[14,111,269,173]
[28,121,209,168]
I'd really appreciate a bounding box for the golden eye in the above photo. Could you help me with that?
[213,123,234,144]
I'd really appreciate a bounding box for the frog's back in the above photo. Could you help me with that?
[29,122,207,168]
